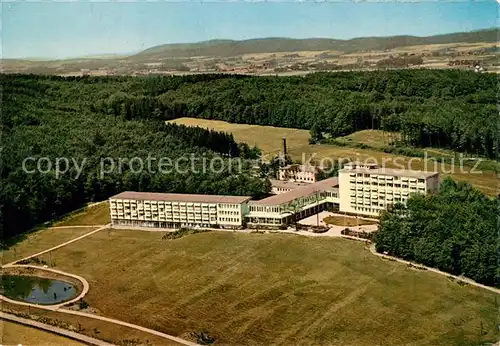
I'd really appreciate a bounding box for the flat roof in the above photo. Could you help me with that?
[340,167,439,178]
[270,179,309,189]
[110,191,252,204]
[251,177,339,206]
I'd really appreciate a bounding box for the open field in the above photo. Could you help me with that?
[169,118,499,196]
[0,320,86,346]
[2,33,497,75]
[2,227,98,265]
[169,117,310,154]
[337,129,477,160]
[33,229,499,346]
[337,129,398,148]
[53,202,110,227]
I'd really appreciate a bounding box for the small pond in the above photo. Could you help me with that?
[0,274,78,305]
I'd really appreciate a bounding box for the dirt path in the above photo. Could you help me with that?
[4,225,110,267]
[368,244,500,295]
[1,312,115,346]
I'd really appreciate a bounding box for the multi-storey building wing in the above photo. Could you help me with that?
[246,177,339,228]
[109,163,439,230]
[109,192,251,229]
[338,162,439,217]
[278,164,321,183]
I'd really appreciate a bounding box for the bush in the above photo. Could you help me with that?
[311,226,329,233]
[162,228,210,240]
[191,331,216,345]
[16,257,48,266]
[341,228,374,239]
[78,299,89,309]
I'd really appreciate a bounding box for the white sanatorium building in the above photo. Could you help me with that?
[109,164,439,230]
[338,162,440,217]
[110,192,251,229]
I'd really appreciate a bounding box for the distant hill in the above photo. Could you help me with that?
[134,28,498,58]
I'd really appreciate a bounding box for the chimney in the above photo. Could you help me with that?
[282,137,287,157]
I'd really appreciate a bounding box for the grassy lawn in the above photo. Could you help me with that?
[36,230,499,346]
[323,215,377,227]
[169,118,498,196]
[1,302,182,346]
[53,202,110,227]
[0,320,86,346]
[2,227,98,265]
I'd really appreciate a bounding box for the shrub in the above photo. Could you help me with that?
[341,228,374,239]
[162,228,210,240]
[16,257,48,266]
[78,299,89,309]
[192,331,216,345]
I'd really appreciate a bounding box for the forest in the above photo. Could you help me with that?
[375,178,499,287]
[1,74,268,240]
[96,70,497,159]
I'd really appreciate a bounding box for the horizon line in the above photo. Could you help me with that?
[6,26,497,61]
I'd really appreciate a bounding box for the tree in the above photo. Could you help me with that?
[309,124,324,144]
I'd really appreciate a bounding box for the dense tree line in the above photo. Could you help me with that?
[1,74,268,240]
[94,70,497,159]
[375,178,499,287]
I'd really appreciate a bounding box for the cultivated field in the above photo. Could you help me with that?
[0,320,86,346]
[3,38,497,75]
[34,229,499,346]
[169,118,499,196]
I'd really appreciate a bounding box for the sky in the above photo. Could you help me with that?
[3,1,498,59]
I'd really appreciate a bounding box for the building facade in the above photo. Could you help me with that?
[278,164,320,183]
[246,177,339,228]
[269,179,308,195]
[338,162,440,217]
[109,192,251,229]
[109,163,439,230]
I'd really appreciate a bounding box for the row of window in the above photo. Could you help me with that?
[219,217,239,222]
[352,206,382,213]
[113,214,217,221]
[350,190,411,195]
[218,203,239,209]
[350,181,422,188]
[111,208,216,215]
[113,211,215,218]
[349,173,425,183]
[350,197,407,206]
[250,206,281,213]
[273,187,293,192]
[220,210,239,215]
[111,201,218,208]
